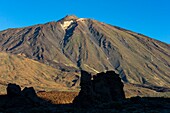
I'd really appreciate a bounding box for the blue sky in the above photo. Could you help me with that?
[0,0,170,44]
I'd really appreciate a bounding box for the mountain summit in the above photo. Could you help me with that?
[60,15,79,21]
[0,15,169,91]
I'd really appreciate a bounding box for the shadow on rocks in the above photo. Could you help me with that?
[0,71,170,113]
[0,83,53,113]
[73,70,125,108]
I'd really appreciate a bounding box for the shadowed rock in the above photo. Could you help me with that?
[7,83,22,97]
[1,83,170,112]
[73,70,125,107]
[6,83,48,106]
[93,71,125,101]
[22,87,36,97]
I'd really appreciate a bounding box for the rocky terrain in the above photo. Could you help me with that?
[0,71,169,113]
[0,15,169,97]
[73,70,125,107]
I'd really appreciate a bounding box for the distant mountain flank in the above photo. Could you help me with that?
[0,52,79,94]
[0,15,169,91]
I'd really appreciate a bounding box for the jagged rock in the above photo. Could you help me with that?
[73,70,125,107]
[22,87,37,97]
[22,87,43,105]
[7,83,21,97]
[6,83,46,106]
[73,70,95,107]
[3,83,52,112]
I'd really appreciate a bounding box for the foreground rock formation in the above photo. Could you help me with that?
[73,70,125,107]
[0,83,48,113]
[7,83,21,97]
[0,80,169,112]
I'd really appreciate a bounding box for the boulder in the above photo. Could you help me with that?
[7,83,21,97]
[22,87,36,97]
[6,83,46,106]
[73,70,95,107]
[73,70,125,107]
[22,87,42,104]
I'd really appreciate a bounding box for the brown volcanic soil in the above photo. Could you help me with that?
[0,15,169,96]
[0,15,169,88]
[0,52,80,94]
[0,52,169,98]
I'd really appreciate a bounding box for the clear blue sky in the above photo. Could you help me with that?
[0,0,170,44]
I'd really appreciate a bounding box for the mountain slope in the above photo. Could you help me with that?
[0,15,169,88]
[0,52,79,94]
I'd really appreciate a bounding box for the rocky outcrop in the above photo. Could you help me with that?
[6,83,47,106]
[7,83,37,97]
[22,87,36,97]
[73,70,125,107]
[7,83,22,97]
[0,84,52,112]
[1,83,170,112]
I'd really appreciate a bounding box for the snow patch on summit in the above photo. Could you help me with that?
[60,20,74,30]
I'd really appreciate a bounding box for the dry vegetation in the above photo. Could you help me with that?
[37,84,170,105]
[37,91,78,104]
